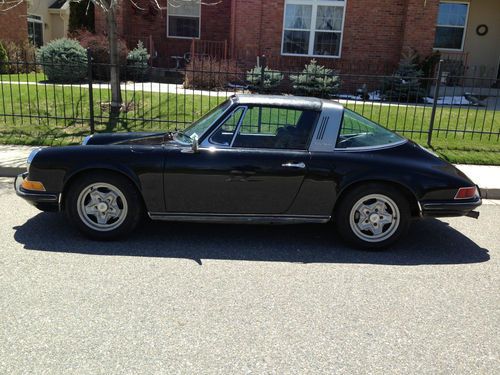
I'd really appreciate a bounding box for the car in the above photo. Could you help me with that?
[15,94,481,249]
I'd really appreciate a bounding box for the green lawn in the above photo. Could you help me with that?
[0,81,499,165]
[0,72,48,82]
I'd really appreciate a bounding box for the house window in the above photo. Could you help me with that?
[27,15,43,47]
[282,0,346,58]
[434,2,469,50]
[167,1,201,38]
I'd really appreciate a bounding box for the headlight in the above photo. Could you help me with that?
[82,135,93,145]
[26,148,42,171]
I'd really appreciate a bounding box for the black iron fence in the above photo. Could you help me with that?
[0,55,498,150]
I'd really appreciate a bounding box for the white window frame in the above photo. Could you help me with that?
[167,1,201,39]
[27,14,44,47]
[433,1,470,52]
[281,0,347,59]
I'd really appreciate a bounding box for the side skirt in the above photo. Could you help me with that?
[148,212,331,225]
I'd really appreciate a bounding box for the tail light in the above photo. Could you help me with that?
[454,187,478,200]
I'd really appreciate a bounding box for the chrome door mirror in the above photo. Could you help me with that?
[191,134,199,153]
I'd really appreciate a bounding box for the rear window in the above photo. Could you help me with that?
[336,110,404,149]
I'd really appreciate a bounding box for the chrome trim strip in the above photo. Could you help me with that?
[333,139,408,152]
[148,212,331,224]
[200,105,248,149]
[422,199,482,209]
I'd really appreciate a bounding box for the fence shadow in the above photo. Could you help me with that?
[13,213,489,266]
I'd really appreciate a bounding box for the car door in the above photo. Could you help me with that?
[163,105,319,214]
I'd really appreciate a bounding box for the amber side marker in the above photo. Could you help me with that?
[21,179,46,192]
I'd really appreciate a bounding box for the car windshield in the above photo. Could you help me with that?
[336,109,405,149]
[182,100,231,140]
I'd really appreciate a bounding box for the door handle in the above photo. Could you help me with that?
[282,162,306,169]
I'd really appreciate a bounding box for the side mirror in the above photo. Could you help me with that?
[191,134,199,153]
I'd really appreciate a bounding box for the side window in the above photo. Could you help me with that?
[233,106,317,150]
[209,107,245,146]
[336,110,404,149]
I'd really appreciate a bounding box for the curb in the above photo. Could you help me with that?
[482,188,500,200]
[0,167,25,178]
[0,165,498,199]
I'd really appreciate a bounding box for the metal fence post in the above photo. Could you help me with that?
[87,48,95,134]
[428,59,444,146]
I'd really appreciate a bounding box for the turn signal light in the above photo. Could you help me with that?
[21,179,46,191]
[454,187,478,200]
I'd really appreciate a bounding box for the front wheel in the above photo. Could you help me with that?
[334,184,411,249]
[65,172,143,240]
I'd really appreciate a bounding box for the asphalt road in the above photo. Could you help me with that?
[0,177,498,374]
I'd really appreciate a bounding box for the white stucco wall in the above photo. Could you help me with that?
[27,0,69,45]
[463,0,500,79]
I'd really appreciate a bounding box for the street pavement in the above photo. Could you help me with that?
[0,177,498,374]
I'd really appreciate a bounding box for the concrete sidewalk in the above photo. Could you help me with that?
[1,144,499,198]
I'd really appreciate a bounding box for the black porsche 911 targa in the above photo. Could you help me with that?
[15,94,481,249]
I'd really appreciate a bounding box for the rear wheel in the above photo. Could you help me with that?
[334,184,411,249]
[65,172,143,240]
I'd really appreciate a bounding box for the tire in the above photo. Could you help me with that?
[65,172,144,240]
[334,183,411,250]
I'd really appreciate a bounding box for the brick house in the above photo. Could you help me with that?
[97,0,499,78]
[0,1,28,43]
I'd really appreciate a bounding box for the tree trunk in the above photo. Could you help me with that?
[106,3,122,122]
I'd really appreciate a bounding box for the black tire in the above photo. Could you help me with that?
[65,172,144,240]
[334,183,411,250]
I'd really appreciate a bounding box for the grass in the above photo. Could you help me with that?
[0,80,499,165]
[0,72,48,82]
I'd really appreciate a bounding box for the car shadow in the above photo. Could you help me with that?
[13,213,489,266]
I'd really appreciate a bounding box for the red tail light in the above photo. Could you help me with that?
[454,187,478,200]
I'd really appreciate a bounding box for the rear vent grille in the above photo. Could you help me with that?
[316,117,329,140]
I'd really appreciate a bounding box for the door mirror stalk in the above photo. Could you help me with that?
[192,135,199,153]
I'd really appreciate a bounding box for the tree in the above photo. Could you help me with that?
[2,0,221,123]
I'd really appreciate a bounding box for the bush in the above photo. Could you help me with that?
[246,65,283,91]
[73,29,128,80]
[0,42,7,74]
[290,59,340,97]
[2,40,38,73]
[184,57,243,89]
[382,49,427,102]
[37,38,87,83]
[127,41,150,81]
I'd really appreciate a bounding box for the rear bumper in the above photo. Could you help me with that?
[14,173,60,212]
[421,197,482,218]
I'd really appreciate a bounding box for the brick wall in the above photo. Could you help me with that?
[402,0,440,57]
[95,0,232,67]
[0,1,28,43]
[231,0,440,72]
[94,0,440,71]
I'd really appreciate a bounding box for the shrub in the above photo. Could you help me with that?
[73,29,128,80]
[0,42,7,74]
[290,59,340,97]
[126,41,150,81]
[2,40,38,73]
[382,49,427,102]
[246,65,283,91]
[37,38,87,82]
[184,57,243,89]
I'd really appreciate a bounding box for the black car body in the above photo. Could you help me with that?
[15,94,481,248]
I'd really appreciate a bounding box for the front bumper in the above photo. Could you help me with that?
[14,173,60,212]
[421,196,482,218]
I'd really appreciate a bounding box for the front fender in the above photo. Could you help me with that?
[28,145,165,212]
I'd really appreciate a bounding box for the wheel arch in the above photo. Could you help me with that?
[334,179,421,217]
[60,167,145,211]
